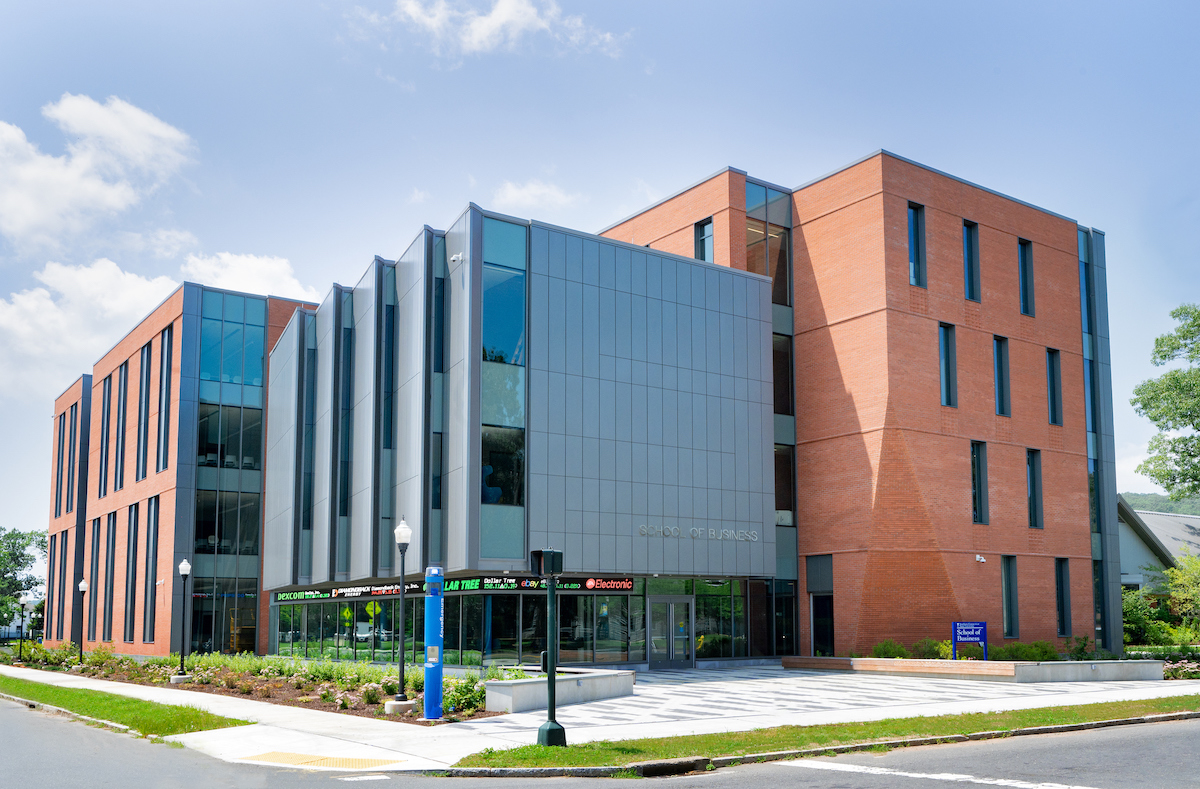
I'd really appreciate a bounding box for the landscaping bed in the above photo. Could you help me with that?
[1,642,520,725]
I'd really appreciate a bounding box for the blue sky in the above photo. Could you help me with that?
[1,0,1198,539]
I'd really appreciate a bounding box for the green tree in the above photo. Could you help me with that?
[1160,550,1200,629]
[0,527,47,625]
[1131,304,1200,499]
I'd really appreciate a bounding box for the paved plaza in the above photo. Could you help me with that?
[3,664,1199,772]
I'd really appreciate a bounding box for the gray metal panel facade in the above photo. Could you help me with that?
[527,222,775,577]
[442,209,478,574]
[394,234,428,574]
[309,287,337,585]
[171,283,202,652]
[349,263,378,580]
[263,311,301,589]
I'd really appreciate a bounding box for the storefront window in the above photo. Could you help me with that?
[748,580,772,657]
[484,595,519,664]
[774,581,797,656]
[306,604,320,658]
[595,596,629,662]
[461,596,483,665]
[696,580,733,658]
[444,596,461,665]
[629,595,646,661]
[520,595,547,660]
[559,596,594,663]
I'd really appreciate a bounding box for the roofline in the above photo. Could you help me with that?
[53,373,93,407]
[1118,494,1177,568]
[793,149,1079,225]
[597,166,746,235]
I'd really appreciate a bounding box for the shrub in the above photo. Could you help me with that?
[361,683,383,705]
[381,675,400,696]
[318,684,336,703]
[1164,659,1200,679]
[1068,635,1095,661]
[444,671,487,713]
[1124,588,1173,646]
[911,638,947,660]
[871,639,911,659]
[953,643,985,660]
[334,690,356,710]
[404,665,424,694]
[990,641,1061,661]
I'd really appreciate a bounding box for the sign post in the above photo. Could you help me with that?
[424,567,444,720]
[952,621,988,660]
[531,548,565,747]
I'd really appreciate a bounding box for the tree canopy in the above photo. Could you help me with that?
[0,527,46,625]
[1131,304,1200,499]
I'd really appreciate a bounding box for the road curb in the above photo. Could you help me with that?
[0,690,145,738]
[441,710,1200,777]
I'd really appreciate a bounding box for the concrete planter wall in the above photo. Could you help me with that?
[485,668,636,713]
[782,656,1164,682]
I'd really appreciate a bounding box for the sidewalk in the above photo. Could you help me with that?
[4,663,1200,772]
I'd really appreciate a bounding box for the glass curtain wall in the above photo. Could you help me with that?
[480,218,527,559]
[193,289,266,654]
[745,183,792,306]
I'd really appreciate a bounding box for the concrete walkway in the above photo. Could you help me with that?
[4,664,1200,772]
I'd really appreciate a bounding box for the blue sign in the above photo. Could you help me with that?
[952,621,988,660]
[424,567,444,720]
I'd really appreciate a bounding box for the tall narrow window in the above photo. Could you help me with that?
[103,512,116,641]
[56,531,68,640]
[1055,558,1071,637]
[98,375,112,497]
[136,341,152,481]
[147,513,166,640]
[66,404,78,513]
[335,290,355,577]
[1019,239,1035,316]
[694,218,714,262]
[773,334,794,416]
[963,221,980,301]
[88,518,100,641]
[993,336,1010,416]
[46,534,56,639]
[908,202,926,287]
[157,325,173,472]
[939,323,957,407]
[1002,555,1019,638]
[1027,449,1043,529]
[54,413,65,518]
[745,183,792,306]
[775,445,795,526]
[114,362,128,490]
[971,441,988,524]
[123,504,139,642]
[1046,349,1063,425]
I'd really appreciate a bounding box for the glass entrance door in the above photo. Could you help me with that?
[648,596,693,669]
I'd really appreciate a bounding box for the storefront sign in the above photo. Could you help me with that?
[277,575,636,603]
[637,523,760,542]
[274,581,422,603]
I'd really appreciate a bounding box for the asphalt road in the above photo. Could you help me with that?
[3,697,1198,788]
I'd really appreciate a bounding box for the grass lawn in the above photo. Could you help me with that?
[0,674,250,736]
[456,694,1200,768]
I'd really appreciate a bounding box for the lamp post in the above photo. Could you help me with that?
[178,559,191,676]
[18,600,32,662]
[76,580,88,665]
[393,519,412,702]
[531,549,566,747]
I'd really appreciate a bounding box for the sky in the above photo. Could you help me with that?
[2,0,1198,546]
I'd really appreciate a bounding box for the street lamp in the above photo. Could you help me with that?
[178,559,191,676]
[18,600,33,662]
[76,580,88,665]
[394,518,412,702]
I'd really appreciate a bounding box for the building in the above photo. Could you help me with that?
[46,150,1121,665]
[45,285,313,657]
[1117,497,1200,590]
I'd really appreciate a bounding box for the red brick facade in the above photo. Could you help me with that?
[603,152,1095,655]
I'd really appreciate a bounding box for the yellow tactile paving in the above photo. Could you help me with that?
[242,752,405,769]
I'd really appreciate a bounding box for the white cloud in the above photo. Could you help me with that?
[181,252,322,302]
[119,228,200,259]
[492,178,580,213]
[390,0,620,56]
[0,94,192,247]
[0,259,178,400]
[409,186,430,204]
[1116,441,1168,494]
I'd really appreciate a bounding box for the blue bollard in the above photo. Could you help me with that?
[423,567,444,720]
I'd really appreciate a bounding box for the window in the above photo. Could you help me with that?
[54,413,65,518]
[481,265,526,364]
[993,336,1010,416]
[963,221,980,301]
[939,323,957,407]
[1019,239,1035,316]
[98,374,112,497]
[1055,558,1071,637]
[971,441,988,524]
[114,362,127,490]
[775,445,795,525]
[88,518,100,641]
[1027,449,1043,529]
[102,512,117,641]
[773,334,794,416]
[157,325,173,472]
[694,218,714,262]
[745,182,792,306]
[46,534,56,639]
[124,504,139,642]
[136,341,152,481]
[66,404,77,513]
[1002,555,1018,638]
[335,291,355,577]
[143,498,158,637]
[481,426,524,506]
[56,531,68,640]
[1046,349,1062,425]
[908,202,926,287]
